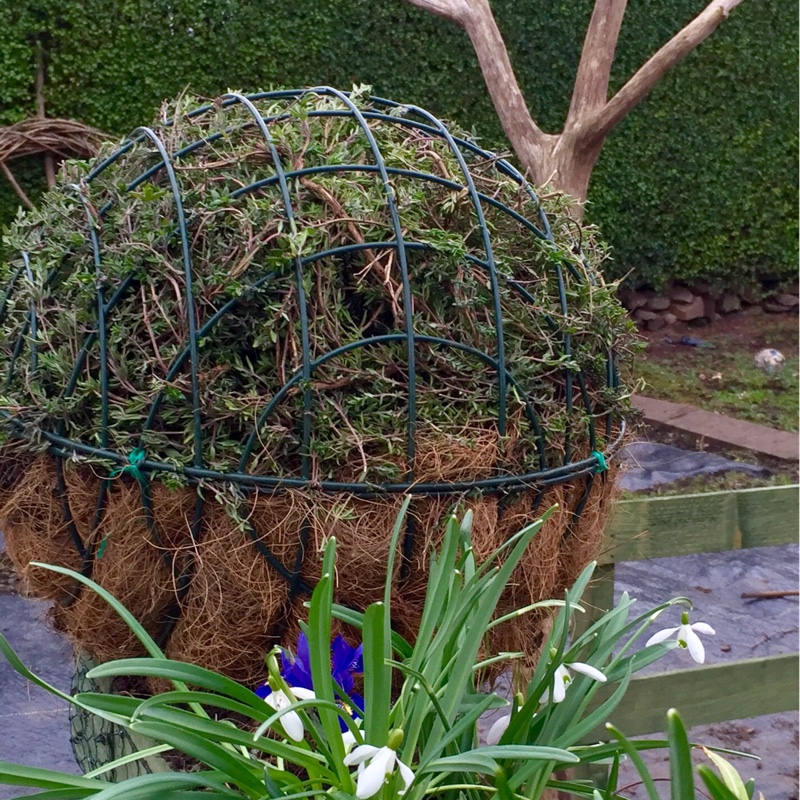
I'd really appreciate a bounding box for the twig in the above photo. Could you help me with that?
[0,162,35,210]
[740,590,800,600]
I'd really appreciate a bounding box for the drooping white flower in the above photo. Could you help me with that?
[343,733,414,800]
[549,660,607,703]
[646,611,715,664]
[263,686,316,742]
[486,713,511,746]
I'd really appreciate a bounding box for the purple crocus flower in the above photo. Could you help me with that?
[256,633,364,730]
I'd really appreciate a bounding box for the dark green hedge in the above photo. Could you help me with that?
[1,0,796,287]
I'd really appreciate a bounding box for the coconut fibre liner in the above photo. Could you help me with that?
[0,88,635,684]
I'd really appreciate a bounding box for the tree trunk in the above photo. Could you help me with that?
[539,134,604,220]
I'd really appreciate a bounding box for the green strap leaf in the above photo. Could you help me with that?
[667,708,696,800]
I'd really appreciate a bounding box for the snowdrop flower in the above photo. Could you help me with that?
[344,729,414,799]
[342,718,363,754]
[646,610,715,664]
[261,685,316,742]
[541,650,607,704]
[551,660,607,703]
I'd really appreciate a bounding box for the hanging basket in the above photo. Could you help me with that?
[0,87,633,690]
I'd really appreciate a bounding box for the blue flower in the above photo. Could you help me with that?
[256,633,364,730]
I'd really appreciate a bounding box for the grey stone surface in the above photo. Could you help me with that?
[614,544,799,798]
[0,594,79,800]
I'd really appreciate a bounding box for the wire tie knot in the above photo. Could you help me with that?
[591,450,608,474]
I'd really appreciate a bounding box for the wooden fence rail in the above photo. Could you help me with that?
[579,483,798,744]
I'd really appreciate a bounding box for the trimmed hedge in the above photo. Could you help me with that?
[1,0,796,287]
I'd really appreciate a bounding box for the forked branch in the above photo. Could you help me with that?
[590,0,747,140]
[403,0,746,200]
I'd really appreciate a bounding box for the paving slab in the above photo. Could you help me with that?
[0,594,79,800]
[614,543,799,798]
[632,394,799,461]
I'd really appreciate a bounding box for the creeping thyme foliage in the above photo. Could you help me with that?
[0,89,636,481]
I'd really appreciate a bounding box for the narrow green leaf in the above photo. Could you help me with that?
[702,748,750,800]
[83,744,172,779]
[363,602,390,744]
[383,496,411,610]
[330,604,412,658]
[478,745,578,763]
[86,659,264,711]
[30,563,165,659]
[0,632,80,708]
[667,708,696,800]
[128,721,264,795]
[0,761,102,790]
[423,753,499,775]
[132,690,269,723]
[5,790,98,800]
[68,771,244,800]
[306,544,348,780]
[697,766,741,800]
[604,724,660,800]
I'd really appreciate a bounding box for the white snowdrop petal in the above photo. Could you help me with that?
[685,627,706,664]
[691,622,716,635]
[290,687,317,700]
[397,758,415,793]
[569,662,607,683]
[355,748,394,800]
[264,693,279,711]
[552,674,567,703]
[646,626,679,647]
[282,709,305,742]
[344,744,380,767]
[486,714,511,746]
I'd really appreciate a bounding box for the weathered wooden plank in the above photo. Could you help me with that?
[573,564,616,637]
[600,485,798,564]
[580,653,799,742]
[737,486,800,548]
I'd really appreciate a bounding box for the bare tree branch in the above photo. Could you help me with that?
[590,0,746,140]
[567,0,628,126]
[404,0,470,24]
[1,162,36,210]
[406,0,550,181]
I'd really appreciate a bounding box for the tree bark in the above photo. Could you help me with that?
[460,0,551,183]
[35,41,56,189]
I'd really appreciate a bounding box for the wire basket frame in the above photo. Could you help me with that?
[0,87,625,636]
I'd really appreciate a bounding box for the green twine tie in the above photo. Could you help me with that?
[109,447,148,485]
[98,448,148,558]
[591,450,608,474]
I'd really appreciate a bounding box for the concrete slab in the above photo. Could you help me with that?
[614,544,799,798]
[632,394,799,461]
[0,595,79,800]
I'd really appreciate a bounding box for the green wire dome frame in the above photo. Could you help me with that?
[0,86,626,604]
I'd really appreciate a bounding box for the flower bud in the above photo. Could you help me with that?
[387,728,404,751]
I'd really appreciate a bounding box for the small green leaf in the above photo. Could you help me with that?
[702,748,750,800]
